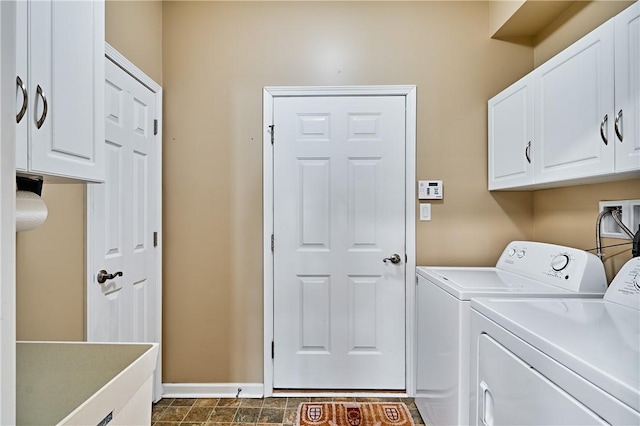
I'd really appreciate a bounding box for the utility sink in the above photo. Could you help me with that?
[17,341,158,425]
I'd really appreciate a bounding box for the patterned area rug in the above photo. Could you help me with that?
[297,402,415,426]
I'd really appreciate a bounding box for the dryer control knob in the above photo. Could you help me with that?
[508,248,516,257]
[551,254,570,272]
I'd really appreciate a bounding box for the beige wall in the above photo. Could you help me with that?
[162,1,533,383]
[16,184,85,340]
[489,0,525,36]
[533,180,640,283]
[534,0,634,66]
[531,1,640,283]
[106,0,163,84]
[16,1,163,340]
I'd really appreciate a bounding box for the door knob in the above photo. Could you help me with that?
[383,254,402,264]
[97,269,123,284]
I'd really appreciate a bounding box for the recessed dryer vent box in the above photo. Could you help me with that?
[598,200,640,239]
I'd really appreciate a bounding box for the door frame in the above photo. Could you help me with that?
[0,1,17,422]
[263,85,417,396]
[86,42,163,400]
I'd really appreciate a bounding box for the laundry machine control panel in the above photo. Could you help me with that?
[497,241,607,294]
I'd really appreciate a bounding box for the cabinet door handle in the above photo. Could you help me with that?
[525,141,531,164]
[600,114,608,145]
[615,109,623,142]
[16,76,28,124]
[35,84,48,129]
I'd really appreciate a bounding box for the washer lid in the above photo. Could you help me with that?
[472,297,640,412]
[416,267,600,300]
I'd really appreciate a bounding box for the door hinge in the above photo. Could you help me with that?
[271,234,274,252]
[269,124,274,145]
[154,119,158,135]
[271,341,275,359]
[405,254,408,263]
[153,231,158,247]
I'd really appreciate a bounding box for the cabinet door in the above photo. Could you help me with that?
[28,0,104,182]
[488,75,534,190]
[534,21,615,183]
[614,2,640,172]
[15,1,27,172]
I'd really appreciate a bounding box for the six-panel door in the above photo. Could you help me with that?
[88,59,157,344]
[273,96,406,389]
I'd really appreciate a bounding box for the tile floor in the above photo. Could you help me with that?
[152,397,425,426]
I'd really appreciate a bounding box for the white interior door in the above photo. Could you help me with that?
[273,95,406,389]
[87,57,160,391]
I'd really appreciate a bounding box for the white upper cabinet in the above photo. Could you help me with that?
[16,0,104,182]
[15,1,27,172]
[614,2,640,172]
[534,20,615,183]
[489,3,640,190]
[488,74,534,190]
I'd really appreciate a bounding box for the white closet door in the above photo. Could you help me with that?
[273,95,406,389]
[88,58,157,345]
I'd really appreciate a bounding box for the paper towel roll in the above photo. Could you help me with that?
[16,190,48,232]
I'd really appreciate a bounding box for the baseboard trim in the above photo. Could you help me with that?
[273,390,408,398]
[162,383,264,399]
[162,383,409,400]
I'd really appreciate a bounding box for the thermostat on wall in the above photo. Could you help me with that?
[418,180,443,200]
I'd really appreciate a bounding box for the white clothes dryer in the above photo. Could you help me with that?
[468,257,640,425]
[415,241,607,426]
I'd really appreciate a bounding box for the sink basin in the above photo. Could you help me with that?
[17,341,158,425]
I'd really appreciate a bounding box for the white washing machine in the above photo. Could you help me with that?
[415,241,607,426]
[468,257,640,425]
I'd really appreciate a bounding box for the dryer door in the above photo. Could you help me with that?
[475,334,606,426]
